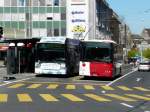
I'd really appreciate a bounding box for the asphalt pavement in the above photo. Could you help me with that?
[0,63,149,112]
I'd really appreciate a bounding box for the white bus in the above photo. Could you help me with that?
[35,37,80,75]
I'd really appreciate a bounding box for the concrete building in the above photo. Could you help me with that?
[0,0,66,39]
[141,28,150,43]
[0,0,121,42]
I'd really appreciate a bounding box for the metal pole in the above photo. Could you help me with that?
[18,50,20,73]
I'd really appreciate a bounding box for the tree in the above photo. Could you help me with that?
[127,49,139,58]
[143,48,150,59]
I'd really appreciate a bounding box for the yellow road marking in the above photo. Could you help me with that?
[17,94,32,102]
[117,86,133,91]
[101,86,114,90]
[27,84,41,89]
[40,94,58,101]
[66,85,76,89]
[47,84,58,89]
[105,94,136,102]
[134,87,150,91]
[84,94,111,102]
[0,94,8,102]
[8,83,25,88]
[21,81,105,86]
[61,94,84,101]
[125,94,150,101]
[84,85,95,90]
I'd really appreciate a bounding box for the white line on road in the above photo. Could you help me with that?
[120,103,134,108]
[106,69,137,86]
[0,77,35,87]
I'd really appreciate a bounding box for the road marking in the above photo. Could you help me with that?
[27,84,41,89]
[120,103,134,108]
[106,69,137,86]
[84,94,111,102]
[134,87,150,92]
[117,86,133,91]
[101,86,114,90]
[0,77,35,87]
[7,83,25,88]
[0,94,8,102]
[40,94,59,102]
[21,81,105,86]
[125,94,150,101]
[17,94,32,102]
[84,85,95,90]
[61,94,84,102]
[105,94,136,102]
[66,85,76,90]
[47,84,58,89]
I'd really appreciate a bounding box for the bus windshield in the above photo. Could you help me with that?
[36,43,65,62]
[82,42,112,63]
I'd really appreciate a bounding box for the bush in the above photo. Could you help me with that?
[143,48,150,59]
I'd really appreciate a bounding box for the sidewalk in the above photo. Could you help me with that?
[0,66,36,81]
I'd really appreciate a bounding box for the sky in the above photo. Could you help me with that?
[106,0,150,34]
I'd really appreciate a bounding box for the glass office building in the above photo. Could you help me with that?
[0,0,66,39]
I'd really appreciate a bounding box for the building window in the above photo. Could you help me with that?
[60,0,66,6]
[32,0,39,6]
[61,28,66,36]
[47,28,53,36]
[11,0,17,6]
[54,29,59,36]
[61,13,66,20]
[19,0,26,6]
[46,0,53,6]
[54,0,59,6]
[39,0,46,6]
[4,0,11,6]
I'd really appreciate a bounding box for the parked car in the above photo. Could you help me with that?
[138,61,150,71]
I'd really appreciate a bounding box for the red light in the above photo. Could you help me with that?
[82,63,86,67]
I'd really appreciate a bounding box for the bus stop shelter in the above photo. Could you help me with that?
[4,38,40,76]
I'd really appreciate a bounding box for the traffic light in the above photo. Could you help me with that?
[0,27,3,39]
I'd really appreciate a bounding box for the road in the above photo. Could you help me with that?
[0,68,150,112]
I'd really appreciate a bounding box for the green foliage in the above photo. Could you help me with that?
[127,49,139,58]
[143,48,150,59]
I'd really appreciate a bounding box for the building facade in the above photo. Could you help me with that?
[0,0,66,39]
[141,28,150,43]
[0,0,121,42]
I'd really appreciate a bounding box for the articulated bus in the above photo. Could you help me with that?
[35,37,80,75]
[79,40,122,78]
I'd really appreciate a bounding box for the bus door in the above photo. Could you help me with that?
[66,39,80,75]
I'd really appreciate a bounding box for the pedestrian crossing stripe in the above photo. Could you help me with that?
[61,94,84,101]
[66,85,76,89]
[6,84,150,92]
[84,85,95,90]
[17,94,32,102]
[125,94,150,101]
[27,84,42,89]
[40,94,59,101]
[0,94,8,102]
[0,94,150,102]
[8,83,25,88]
[133,87,150,92]
[47,84,58,89]
[101,86,115,90]
[84,94,111,102]
[117,86,133,91]
[105,94,136,102]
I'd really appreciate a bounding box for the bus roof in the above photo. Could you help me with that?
[38,37,66,44]
[82,40,117,44]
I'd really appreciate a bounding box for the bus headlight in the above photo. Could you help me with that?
[60,64,66,68]
[35,63,41,68]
